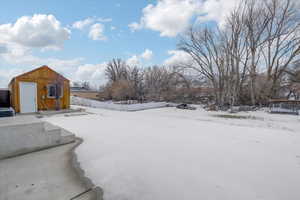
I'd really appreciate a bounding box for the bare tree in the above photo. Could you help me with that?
[128,66,145,101]
[104,59,147,101]
[260,0,300,98]
[144,66,167,100]
[178,27,229,106]
[72,82,81,87]
[105,58,129,82]
[110,80,135,101]
[82,81,91,90]
[177,0,300,106]
[223,6,250,106]
[240,0,271,105]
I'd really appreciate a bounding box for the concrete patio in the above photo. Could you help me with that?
[0,115,102,200]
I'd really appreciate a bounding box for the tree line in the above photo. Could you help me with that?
[99,0,300,106]
[99,58,200,102]
[178,0,300,106]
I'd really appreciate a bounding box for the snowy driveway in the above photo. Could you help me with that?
[45,107,300,200]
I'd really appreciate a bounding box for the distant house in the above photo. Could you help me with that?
[8,66,70,113]
[286,83,300,100]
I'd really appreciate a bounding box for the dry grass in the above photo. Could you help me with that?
[212,114,258,120]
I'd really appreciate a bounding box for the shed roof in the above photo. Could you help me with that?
[10,65,69,84]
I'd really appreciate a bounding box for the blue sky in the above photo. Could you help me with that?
[0,0,238,87]
[0,0,174,63]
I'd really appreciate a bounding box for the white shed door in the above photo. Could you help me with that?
[19,82,37,113]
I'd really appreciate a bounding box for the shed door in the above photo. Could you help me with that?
[19,82,37,113]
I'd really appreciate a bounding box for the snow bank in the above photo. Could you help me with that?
[71,96,168,111]
[45,107,300,200]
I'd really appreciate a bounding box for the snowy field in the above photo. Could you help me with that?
[44,105,300,200]
[71,96,169,111]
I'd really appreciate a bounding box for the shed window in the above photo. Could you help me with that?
[47,84,63,98]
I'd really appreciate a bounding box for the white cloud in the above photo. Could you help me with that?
[0,14,70,50]
[128,22,143,32]
[129,0,201,37]
[0,44,8,54]
[197,0,298,27]
[0,60,108,88]
[0,31,108,87]
[75,63,107,86]
[126,55,140,66]
[0,46,109,88]
[72,17,112,30]
[197,0,241,27]
[0,14,112,88]
[1,43,82,70]
[0,68,24,88]
[140,49,153,60]
[164,50,193,66]
[129,0,243,37]
[89,23,107,41]
[72,17,111,41]
[126,49,154,66]
[0,40,85,87]
[72,17,94,30]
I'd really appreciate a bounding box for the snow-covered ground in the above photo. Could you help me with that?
[44,106,300,200]
[71,96,169,111]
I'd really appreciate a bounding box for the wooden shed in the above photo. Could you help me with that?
[8,66,70,113]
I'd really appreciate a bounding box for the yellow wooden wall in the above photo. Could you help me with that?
[9,66,70,113]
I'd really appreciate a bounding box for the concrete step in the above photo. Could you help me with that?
[44,122,76,144]
[0,122,51,159]
[0,116,45,134]
[60,128,76,144]
[0,116,76,159]
[43,122,62,145]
